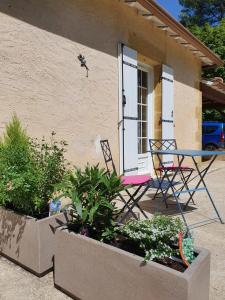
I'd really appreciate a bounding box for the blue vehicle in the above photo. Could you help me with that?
[202,122,225,150]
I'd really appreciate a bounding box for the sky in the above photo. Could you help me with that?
[156,0,182,20]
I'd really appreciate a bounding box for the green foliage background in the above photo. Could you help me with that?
[190,19,225,81]
[178,1,225,121]
[179,0,225,27]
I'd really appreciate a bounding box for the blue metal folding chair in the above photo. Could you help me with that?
[149,139,194,207]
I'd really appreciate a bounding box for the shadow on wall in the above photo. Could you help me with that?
[0,208,26,258]
[0,0,199,90]
[0,0,119,58]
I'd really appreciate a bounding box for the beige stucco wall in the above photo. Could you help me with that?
[0,0,202,171]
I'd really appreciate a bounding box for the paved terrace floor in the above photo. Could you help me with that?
[0,161,225,299]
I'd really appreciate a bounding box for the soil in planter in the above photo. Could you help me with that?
[4,203,49,219]
[66,224,188,273]
[155,257,186,272]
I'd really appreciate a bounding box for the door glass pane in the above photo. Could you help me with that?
[138,87,141,104]
[142,105,147,121]
[138,139,142,154]
[142,138,147,153]
[138,105,141,120]
[138,70,142,86]
[142,122,147,137]
[137,69,148,154]
[138,121,141,137]
[142,72,147,88]
[141,88,147,104]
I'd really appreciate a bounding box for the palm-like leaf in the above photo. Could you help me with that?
[71,191,83,220]
[55,164,126,240]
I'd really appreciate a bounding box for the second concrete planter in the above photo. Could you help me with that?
[0,207,70,276]
[54,228,210,300]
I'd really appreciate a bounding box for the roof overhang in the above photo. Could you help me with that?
[201,78,225,106]
[123,0,224,67]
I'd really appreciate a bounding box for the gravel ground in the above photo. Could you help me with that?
[0,256,69,299]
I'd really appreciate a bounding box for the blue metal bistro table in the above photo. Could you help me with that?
[152,149,225,229]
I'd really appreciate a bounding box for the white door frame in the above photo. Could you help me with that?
[137,62,154,174]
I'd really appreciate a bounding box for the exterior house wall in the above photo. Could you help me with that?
[0,0,202,171]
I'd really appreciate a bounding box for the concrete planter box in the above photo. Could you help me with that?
[54,228,210,300]
[0,207,70,277]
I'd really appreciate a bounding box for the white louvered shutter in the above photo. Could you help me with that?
[162,65,174,166]
[122,45,138,175]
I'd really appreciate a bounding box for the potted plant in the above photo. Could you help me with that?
[54,165,210,300]
[0,116,70,276]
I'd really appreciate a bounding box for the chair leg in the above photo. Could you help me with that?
[160,189,169,208]
[117,193,138,220]
[176,169,195,205]
[125,187,148,219]
[152,187,160,201]
[119,184,149,223]
[151,183,169,209]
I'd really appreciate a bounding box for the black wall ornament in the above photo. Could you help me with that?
[77,54,89,77]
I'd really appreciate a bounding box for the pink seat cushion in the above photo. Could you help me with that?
[122,175,151,186]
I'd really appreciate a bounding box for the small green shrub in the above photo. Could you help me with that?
[30,133,68,205]
[58,165,124,241]
[0,116,68,217]
[116,215,184,262]
[0,115,30,172]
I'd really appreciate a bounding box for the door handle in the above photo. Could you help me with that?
[123,95,126,106]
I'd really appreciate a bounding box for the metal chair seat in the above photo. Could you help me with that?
[149,178,181,190]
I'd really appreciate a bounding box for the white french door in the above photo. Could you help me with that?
[137,65,153,174]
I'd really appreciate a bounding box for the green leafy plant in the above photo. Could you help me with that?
[0,116,68,217]
[30,133,68,206]
[116,215,184,262]
[58,165,124,241]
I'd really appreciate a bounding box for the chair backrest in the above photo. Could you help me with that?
[100,140,117,175]
[149,139,177,175]
[149,139,177,152]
